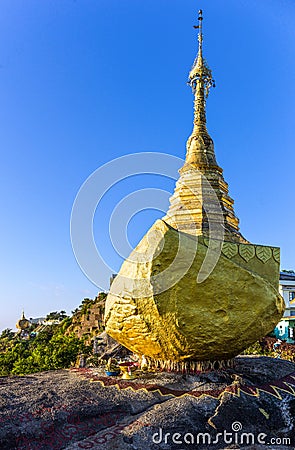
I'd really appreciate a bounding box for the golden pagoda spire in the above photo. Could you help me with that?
[190,10,215,128]
[163,9,247,242]
[184,9,218,168]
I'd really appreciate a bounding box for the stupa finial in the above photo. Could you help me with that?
[183,10,217,169]
[195,9,203,59]
[188,9,215,134]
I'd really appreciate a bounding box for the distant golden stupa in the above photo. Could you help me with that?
[16,311,30,332]
[105,10,285,371]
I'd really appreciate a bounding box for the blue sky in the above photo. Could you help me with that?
[0,0,294,331]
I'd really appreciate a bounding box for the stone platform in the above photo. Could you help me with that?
[0,356,294,449]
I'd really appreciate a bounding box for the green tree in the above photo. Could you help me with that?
[0,291,106,376]
[0,324,90,375]
[0,328,15,340]
[45,311,68,322]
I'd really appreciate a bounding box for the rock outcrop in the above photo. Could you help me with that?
[66,293,106,343]
[0,356,294,449]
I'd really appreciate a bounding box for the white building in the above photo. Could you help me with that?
[274,272,295,342]
[279,272,295,316]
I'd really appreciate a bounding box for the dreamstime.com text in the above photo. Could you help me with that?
[152,422,292,447]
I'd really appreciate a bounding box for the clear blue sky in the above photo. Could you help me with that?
[0,0,294,331]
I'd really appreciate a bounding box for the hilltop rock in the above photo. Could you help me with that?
[66,293,107,343]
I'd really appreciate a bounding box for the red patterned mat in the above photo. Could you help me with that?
[71,368,295,400]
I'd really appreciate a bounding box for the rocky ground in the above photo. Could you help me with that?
[0,356,294,449]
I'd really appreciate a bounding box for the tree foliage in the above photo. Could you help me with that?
[0,322,91,376]
[45,310,68,322]
[0,296,106,376]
